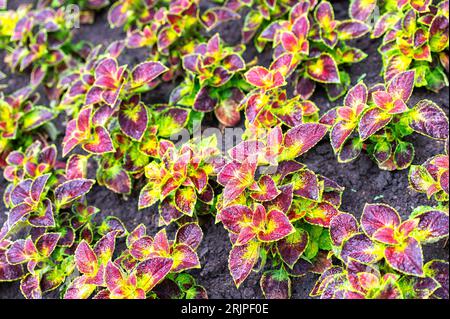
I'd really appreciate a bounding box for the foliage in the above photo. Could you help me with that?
[322,71,449,170]
[0,140,205,299]
[139,135,221,225]
[258,0,370,100]
[204,0,303,49]
[242,53,320,131]
[350,0,449,92]
[409,139,449,203]
[0,0,448,300]
[310,203,449,299]
[0,88,55,168]
[173,33,248,126]
[214,124,345,297]
[64,222,205,299]
[0,141,126,298]
[0,4,87,96]
[110,0,207,82]
[59,52,188,195]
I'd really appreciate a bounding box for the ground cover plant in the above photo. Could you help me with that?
[322,70,449,169]
[351,0,449,92]
[0,0,448,299]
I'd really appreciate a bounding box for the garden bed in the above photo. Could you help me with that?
[0,0,448,299]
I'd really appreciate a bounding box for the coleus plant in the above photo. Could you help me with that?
[60,52,168,120]
[64,222,206,299]
[311,204,448,299]
[0,224,125,299]
[409,139,449,203]
[2,141,62,187]
[172,33,248,127]
[0,4,86,97]
[268,1,370,100]
[242,53,320,130]
[108,0,164,30]
[214,124,347,298]
[0,141,129,298]
[60,55,177,192]
[0,87,56,168]
[353,0,449,92]
[202,0,312,52]
[1,0,448,302]
[94,103,191,195]
[311,203,449,299]
[321,70,449,170]
[3,147,95,233]
[311,257,449,299]
[58,44,192,195]
[56,41,139,117]
[111,0,204,82]
[257,0,370,100]
[139,135,221,226]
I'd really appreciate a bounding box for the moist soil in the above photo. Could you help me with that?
[0,0,448,299]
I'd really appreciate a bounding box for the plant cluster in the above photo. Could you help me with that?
[0,3,87,96]
[108,0,210,82]
[64,223,205,299]
[0,87,56,167]
[0,0,448,300]
[322,70,449,170]
[0,139,206,299]
[409,138,449,202]
[350,0,449,92]
[311,203,449,299]
[173,33,248,126]
[0,140,120,298]
[138,135,221,225]
[214,124,344,297]
[204,1,369,104]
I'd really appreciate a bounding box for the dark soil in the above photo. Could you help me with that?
[0,0,448,299]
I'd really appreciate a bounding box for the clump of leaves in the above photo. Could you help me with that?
[139,135,221,226]
[60,55,183,195]
[61,54,167,123]
[64,222,206,299]
[352,0,449,92]
[0,4,87,95]
[3,141,61,186]
[257,0,370,100]
[311,203,449,299]
[0,141,129,298]
[322,70,449,170]
[95,103,191,195]
[409,139,449,203]
[172,34,248,127]
[39,0,110,11]
[203,0,311,52]
[2,144,96,233]
[0,87,56,168]
[311,257,449,299]
[108,0,162,30]
[0,2,25,45]
[242,53,320,130]
[111,0,205,82]
[56,42,125,116]
[214,124,347,298]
